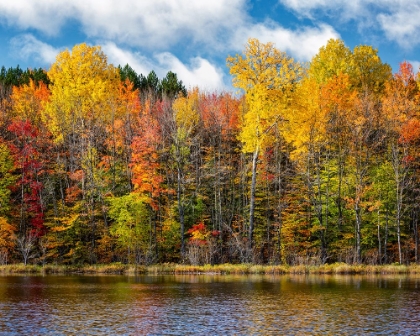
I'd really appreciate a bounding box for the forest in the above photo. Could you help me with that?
[0,38,419,266]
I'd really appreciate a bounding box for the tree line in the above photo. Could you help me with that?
[0,39,419,266]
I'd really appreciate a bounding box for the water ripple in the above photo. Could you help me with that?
[0,275,419,335]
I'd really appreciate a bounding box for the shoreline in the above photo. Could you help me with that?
[1,262,420,276]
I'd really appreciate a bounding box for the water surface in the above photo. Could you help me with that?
[0,274,419,335]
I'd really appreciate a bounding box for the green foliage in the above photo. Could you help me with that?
[0,142,16,217]
[118,64,141,90]
[161,71,187,98]
[118,65,186,100]
[0,65,49,87]
[108,194,153,264]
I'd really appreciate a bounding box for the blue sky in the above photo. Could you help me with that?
[0,0,419,90]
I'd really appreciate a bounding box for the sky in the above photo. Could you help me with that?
[0,0,420,91]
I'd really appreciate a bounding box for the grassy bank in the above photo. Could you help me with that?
[148,263,420,275]
[0,263,146,275]
[2,262,420,275]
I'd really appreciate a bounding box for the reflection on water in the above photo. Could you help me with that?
[0,274,420,335]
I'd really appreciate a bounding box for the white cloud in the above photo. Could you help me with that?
[0,0,246,50]
[377,4,420,48]
[99,43,227,91]
[10,34,62,65]
[101,42,154,76]
[79,0,245,50]
[0,1,70,35]
[278,0,420,48]
[234,21,340,61]
[156,53,226,91]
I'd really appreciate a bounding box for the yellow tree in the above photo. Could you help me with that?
[309,38,391,94]
[351,45,392,94]
[43,43,119,153]
[309,39,352,84]
[43,43,120,262]
[284,76,330,261]
[227,38,302,252]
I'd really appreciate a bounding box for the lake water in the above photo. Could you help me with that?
[0,274,419,335]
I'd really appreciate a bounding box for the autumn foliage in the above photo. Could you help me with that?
[1,39,420,266]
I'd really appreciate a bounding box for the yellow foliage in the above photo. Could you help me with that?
[309,39,351,84]
[43,43,120,143]
[284,77,325,156]
[310,38,391,94]
[172,88,200,131]
[227,38,302,154]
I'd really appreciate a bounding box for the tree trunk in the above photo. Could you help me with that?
[177,163,185,261]
[377,209,382,264]
[355,202,362,264]
[248,146,259,251]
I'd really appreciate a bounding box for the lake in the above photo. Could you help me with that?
[0,274,419,335]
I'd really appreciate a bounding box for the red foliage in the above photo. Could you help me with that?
[211,230,221,237]
[7,119,46,236]
[187,222,208,246]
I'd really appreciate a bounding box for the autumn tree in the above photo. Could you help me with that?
[382,62,419,264]
[227,38,302,255]
[43,43,120,262]
[284,75,332,262]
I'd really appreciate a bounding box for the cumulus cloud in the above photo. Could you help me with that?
[0,1,70,35]
[101,42,154,76]
[377,4,420,48]
[156,53,226,91]
[0,0,246,50]
[10,34,62,65]
[234,21,340,61]
[278,0,420,48]
[97,43,227,91]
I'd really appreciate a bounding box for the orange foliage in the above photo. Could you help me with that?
[130,99,164,210]
[11,79,50,126]
[106,79,141,155]
[320,73,356,113]
[399,119,420,144]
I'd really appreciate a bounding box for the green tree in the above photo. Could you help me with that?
[118,64,141,90]
[0,142,16,217]
[108,193,154,264]
[161,71,187,99]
